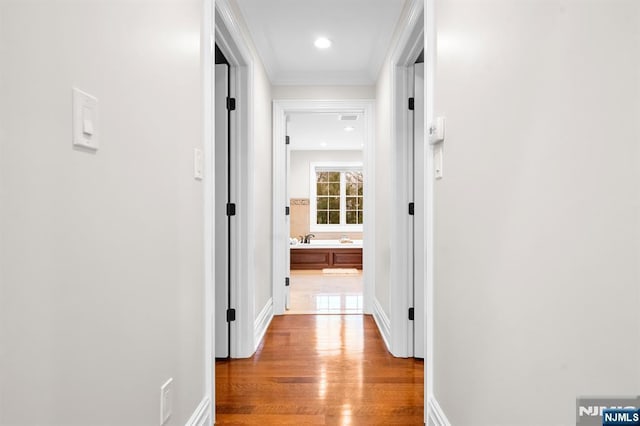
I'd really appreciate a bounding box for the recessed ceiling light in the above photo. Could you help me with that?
[320,142,327,147]
[314,37,332,49]
[344,126,355,132]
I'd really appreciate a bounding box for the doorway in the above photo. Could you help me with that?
[214,44,233,359]
[272,100,376,317]
[285,112,366,315]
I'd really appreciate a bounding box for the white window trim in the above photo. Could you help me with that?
[309,161,364,232]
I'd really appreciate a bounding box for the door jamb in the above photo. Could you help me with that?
[272,100,376,316]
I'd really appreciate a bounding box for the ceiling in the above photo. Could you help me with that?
[234,0,407,85]
[287,112,364,151]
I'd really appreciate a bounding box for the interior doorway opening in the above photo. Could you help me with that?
[285,112,366,314]
[272,100,375,318]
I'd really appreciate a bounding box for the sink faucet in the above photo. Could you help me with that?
[303,233,315,244]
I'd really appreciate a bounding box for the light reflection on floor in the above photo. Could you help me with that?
[286,270,364,314]
[313,315,364,423]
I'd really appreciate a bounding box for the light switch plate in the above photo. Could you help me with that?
[194,148,204,180]
[429,116,446,145]
[72,88,99,150]
[434,144,443,179]
[160,378,173,425]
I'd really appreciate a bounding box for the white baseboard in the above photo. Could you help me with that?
[185,396,211,426]
[427,396,451,426]
[372,297,392,353]
[254,297,274,352]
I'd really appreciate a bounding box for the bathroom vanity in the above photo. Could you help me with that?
[290,240,363,270]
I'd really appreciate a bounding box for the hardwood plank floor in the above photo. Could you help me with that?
[216,315,424,425]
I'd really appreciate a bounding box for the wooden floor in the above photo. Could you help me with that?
[216,315,424,425]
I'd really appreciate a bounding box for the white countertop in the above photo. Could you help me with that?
[290,239,363,249]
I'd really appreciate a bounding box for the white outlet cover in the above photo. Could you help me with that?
[72,88,99,150]
[160,378,173,425]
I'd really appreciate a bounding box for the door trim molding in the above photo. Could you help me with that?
[424,0,437,411]
[214,0,256,360]
[388,0,424,359]
[202,0,214,423]
[272,99,375,315]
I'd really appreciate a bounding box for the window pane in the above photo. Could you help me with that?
[317,172,328,183]
[317,211,327,224]
[329,182,340,195]
[346,197,356,210]
[358,185,363,196]
[329,210,340,224]
[357,196,363,209]
[328,172,340,182]
[317,183,329,196]
[346,211,356,224]
[346,182,357,195]
[329,196,340,209]
[357,211,363,224]
[317,197,328,209]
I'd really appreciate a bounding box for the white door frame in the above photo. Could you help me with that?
[424,0,437,422]
[388,0,424,359]
[214,0,256,361]
[272,100,376,316]
[202,0,215,422]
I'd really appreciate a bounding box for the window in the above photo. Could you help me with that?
[310,162,363,232]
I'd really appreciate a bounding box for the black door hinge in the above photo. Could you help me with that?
[408,97,415,110]
[408,307,414,321]
[285,277,290,287]
[226,97,236,111]
[226,203,236,216]
[227,308,236,322]
[285,206,290,216]
[285,135,290,145]
[408,202,415,215]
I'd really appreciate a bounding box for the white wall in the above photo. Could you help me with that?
[272,85,375,100]
[432,1,640,424]
[289,150,363,198]
[374,62,393,317]
[253,61,273,321]
[0,1,205,425]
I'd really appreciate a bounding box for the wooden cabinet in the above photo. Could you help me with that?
[290,248,362,270]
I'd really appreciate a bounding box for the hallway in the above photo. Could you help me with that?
[216,315,423,425]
